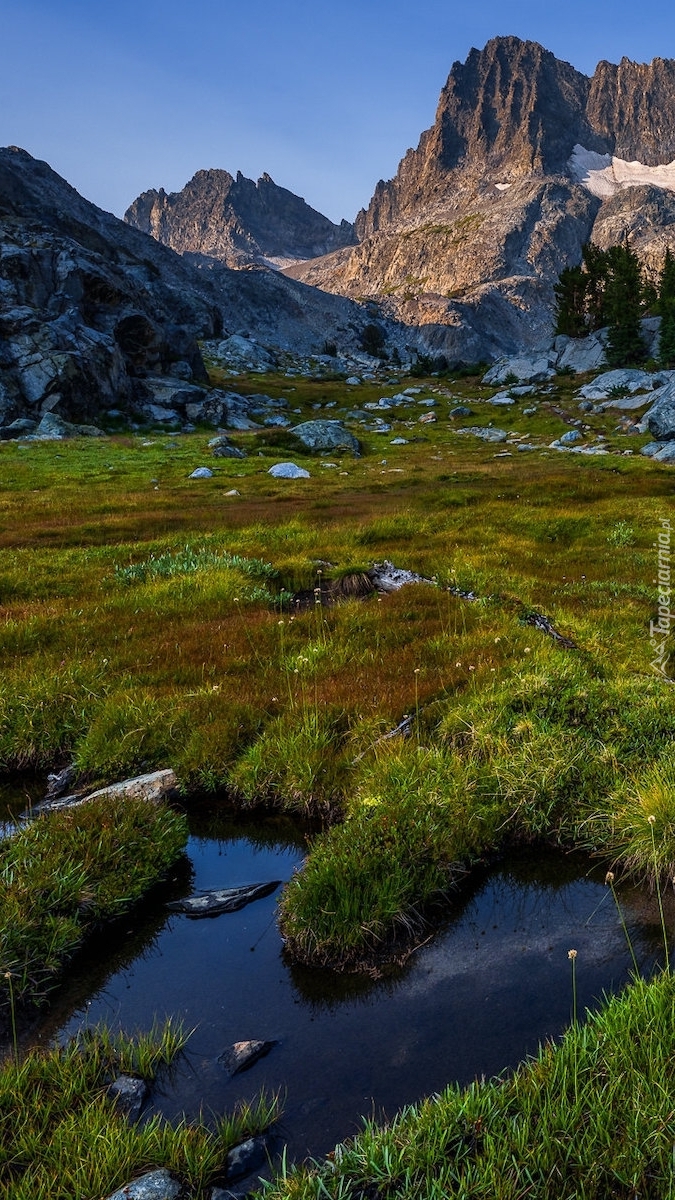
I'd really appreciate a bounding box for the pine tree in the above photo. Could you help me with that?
[582,243,612,331]
[658,249,675,367]
[604,244,647,367]
[554,266,588,337]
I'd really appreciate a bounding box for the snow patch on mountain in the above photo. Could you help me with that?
[569,144,675,198]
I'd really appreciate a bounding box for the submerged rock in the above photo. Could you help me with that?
[108,1075,149,1123]
[218,1041,276,1076]
[106,1169,181,1200]
[225,1136,269,1182]
[167,881,281,917]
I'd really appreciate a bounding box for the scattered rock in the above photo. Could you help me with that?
[645,380,675,440]
[212,443,246,458]
[577,369,657,402]
[485,391,515,406]
[106,1168,181,1200]
[218,1041,276,1076]
[291,420,360,454]
[652,442,675,463]
[368,561,434,592]
[345,376,361,385]
[167,881,280,917]
[641,442,662,456]
[213,335,277,372]
[558,429,582,445]
[0,417,37,439]
[483,352,556,386]
[225,1137,269,1183]
[108,1075,149,1123]
[224,488,241,496]
[33,769,178,815]
[390,437,409,444]
[555,330,607,373]
[418,411,436,423]
[268,462,310,478]
[449,405,472,417]
[189,467,214,478]
[454,426,508,443]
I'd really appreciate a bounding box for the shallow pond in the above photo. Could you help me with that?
[18,796,674,1168]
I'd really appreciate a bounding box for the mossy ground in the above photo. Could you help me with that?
[1,363,674,1194]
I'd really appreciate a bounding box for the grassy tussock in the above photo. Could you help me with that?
[260,972,675,1199]
[0,796,187,1006]
[0,1023,280,1200]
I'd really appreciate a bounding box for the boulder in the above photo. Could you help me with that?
[291,420,360,455]
[577,369,657,402]
[225,1137,269,1183]
[485,391,515,406]
[558,429,582,445]
[0,417,37,439]
[483,352,556,386]
[368,561,434,591]
[108,1075,149,1123]
[449,405,472,417]
[28,412,106,440]
[106,1169,181,1200]
[268,462,310,478]
[167,881,280,917]
[214,335,276,372]
[555,331,607,374]
[652,442,675,462]
[218,1041,276,1076]
[33,769,178,814]
[189,467,214,478]
[454,426,508,443]
[645,381,675,440]
[641,442,662,456]
[212,443,246,459]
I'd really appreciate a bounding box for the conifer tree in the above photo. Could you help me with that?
[658,249,675,367]
[582,243,612,331]
[554,266,588,337]
[604,243,647,367]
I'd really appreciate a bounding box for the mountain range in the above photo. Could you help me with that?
[125,37,675,360]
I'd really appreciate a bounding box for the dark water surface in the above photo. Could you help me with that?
[18,798,675,1165]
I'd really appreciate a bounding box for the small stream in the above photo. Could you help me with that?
[4,787,675,1169]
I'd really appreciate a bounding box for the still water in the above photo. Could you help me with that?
[21,798,672,1166]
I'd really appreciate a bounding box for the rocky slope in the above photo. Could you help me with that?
[0,148,406,430]
[125,169,356,269]
[285,38,675,356]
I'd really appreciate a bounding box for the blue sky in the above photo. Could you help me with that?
[2,0,675,223]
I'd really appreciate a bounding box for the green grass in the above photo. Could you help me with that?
[259,972,675,1199]
[0,366,674,968]
[0,795,187,1007]
[0,1022,280,1200]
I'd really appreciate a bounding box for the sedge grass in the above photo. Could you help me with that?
[0,1022,281,1200]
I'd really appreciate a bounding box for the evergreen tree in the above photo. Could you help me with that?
[554,265,588,337]
[658,249,675,367]
[604,244,647,367]
[582,243,612,330]
[659,301,675,368]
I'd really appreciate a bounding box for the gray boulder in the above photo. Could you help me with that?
[554,330,607,374]
[268,462,310,478]
[189,466,214,478]
[291,420,360,455]
[578,369,657,402]
[652,442,675,462]
[167,881,280,917]
[369,561,433,591]
[558,429,582,445]
[218,1041,276,1076]
[106,1169,181,1200]
[225,1137,269,1183]
[645,381,675,440]
[455,426,508,443]
[641,442,662,457]
[29,411,105,440]
[483,352,556,386]
[214,335,276,372]
[33,769,178,815]
[108,1075,149,1123]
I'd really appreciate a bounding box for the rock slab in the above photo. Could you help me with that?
[167,881,281,917]
[218,1041,276,1076]
[106,1169,181,1200]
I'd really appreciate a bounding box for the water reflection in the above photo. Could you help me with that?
[17,801,675,1164]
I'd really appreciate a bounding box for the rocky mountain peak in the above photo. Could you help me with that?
[125,167,356,269]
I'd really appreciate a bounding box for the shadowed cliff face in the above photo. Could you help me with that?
[588,57,675,166]
[125,169,356,268]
